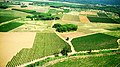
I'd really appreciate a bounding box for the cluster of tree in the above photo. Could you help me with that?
[26,13,60,20]
[0,5,8,9]
[52,23,78,32]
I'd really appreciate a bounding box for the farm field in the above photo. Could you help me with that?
[0,1,120,67]
[71,33,119,51]
[97,13,108,18]
[79,16,90,23]
[49,54,120,67]
[0,22,24,32]
[7,33,71,67]
[87,16,118,23]
[0,9,31,23]
[0,32,36,67]
[11,20,53,32]
[62,14,80,22]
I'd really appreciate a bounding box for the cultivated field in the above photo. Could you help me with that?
[0,32,36,67]
[7,33,71,67]
[71,33,119,51]
[79,16,90,23]
[62,14,80,22]
[49,54,120,67]
[0,22,24,32]
[80,11,98,16]
[0,9,31,23]
[87,16,118,23]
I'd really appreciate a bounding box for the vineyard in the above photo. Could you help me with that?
[0,9,31,23]
[49,54,120,67]
[71,33,119,51]
[6,33,71,67]
[87,16,118,23]
[97,13,108,18]
[0,22,24,32]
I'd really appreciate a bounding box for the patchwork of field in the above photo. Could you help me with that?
[0,22,24,32]
[49,54,120,67]
[0,32,36,67]
[79,16,90,23]
[62,14,80,22]
[7,33,71,67]
[0,9,31,23]
[71,33,119,51]
[11,21,53,32]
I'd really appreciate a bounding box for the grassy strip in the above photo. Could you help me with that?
[0,22,24,32]
[71,33,119,51]
[7,33,71,67]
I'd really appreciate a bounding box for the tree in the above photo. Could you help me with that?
[52,23,62,28]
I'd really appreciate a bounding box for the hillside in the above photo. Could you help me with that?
[50,0,120,5]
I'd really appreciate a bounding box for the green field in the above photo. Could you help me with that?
[87,16,118,23]
[49,54,120,67]
[0,9,31,23]
[62,14,80,22]
[7,33,71,67]
[97,13,108,18]
[0,22,24,32]
[71,33,119,51]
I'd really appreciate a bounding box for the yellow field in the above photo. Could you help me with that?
[80,16,90,23]
[0,32,36,67]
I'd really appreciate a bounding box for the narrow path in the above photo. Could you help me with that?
[16,55,55,67]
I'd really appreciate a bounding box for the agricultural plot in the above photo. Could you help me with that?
[79,16,90,23]
[87,17,118,23]
[49,54,120,67]
[7,33,71,67]
[0,32,36,67]
[71,33,119,51]
[0,9,31,23]
[62,14,80,22]
[97,13,108,18]
[0,22,24,32]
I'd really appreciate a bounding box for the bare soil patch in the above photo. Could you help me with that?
[0,32,36,67]
[59,32,85,39]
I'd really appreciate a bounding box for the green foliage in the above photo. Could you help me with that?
[71,33,119,51]
[49,54,120,67]
[63,9,70,13]
[53,24,78,32]
[52,23,62,28]
[0,22,24,32]
[7,33,71,67]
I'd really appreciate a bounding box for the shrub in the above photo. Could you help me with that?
[52,23,62,28]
